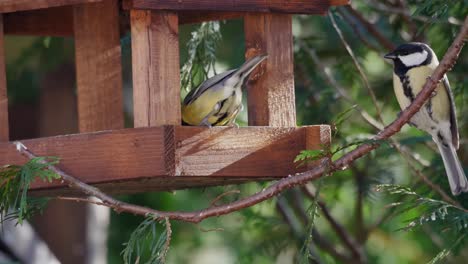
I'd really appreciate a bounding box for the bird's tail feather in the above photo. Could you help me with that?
[236,54,268,78]
[436,140,468,195]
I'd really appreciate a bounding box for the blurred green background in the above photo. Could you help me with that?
[3,0,468,263]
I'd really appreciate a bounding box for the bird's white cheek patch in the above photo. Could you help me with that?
[399,50,428,67]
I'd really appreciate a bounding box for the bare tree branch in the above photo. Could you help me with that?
[160,217,172,263]
[11,17,468,224]
[277,198,346,264]
[299,40,460,207]
[329,12,384,123]
[209,189,240,207]
[302,184,366,262]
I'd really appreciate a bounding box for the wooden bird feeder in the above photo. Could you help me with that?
[0,0,348,196]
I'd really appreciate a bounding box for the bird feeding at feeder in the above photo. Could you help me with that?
[384,42,467,196]
[182,54,268,127]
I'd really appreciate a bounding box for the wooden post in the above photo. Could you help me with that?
[73,0,123,132]
[56,1,123,263]
[0,15,8,141]
[244,13,296,127]
[31,64,81,264]
[131,10,180,127]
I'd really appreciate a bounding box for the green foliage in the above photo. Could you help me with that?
[0,157,60,224]
[180,21,222,92]
[377,184,468,263]
[3,0,468,263]
[121,217,170,264]
[298,179,324,264]
[294,150,326,168]
[235,207,293,263]
[377,184,468,232]
[6,37,74,104]
[333,104,358,129]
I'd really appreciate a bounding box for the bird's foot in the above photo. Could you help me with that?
[199,119,212,128]
[229,122,239,128]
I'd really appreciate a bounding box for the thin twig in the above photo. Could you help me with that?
[364,197,402,237]
[277,198,342,264]
[399,148,461,207]
[353,167,366,244]
[55,196,107,206]
[329,11,384,124]
[290,189,310,223]
[302,184,366,263]
[196,226,224,232]
[408,163,462,208]
[299,41,459,207]
[310,228,351,264]
[299,42,431,167]
[11,17,468,224]
[158,217,171,264]
[209,190,241,207]
[298,44,383,131]
[276,197,303,237]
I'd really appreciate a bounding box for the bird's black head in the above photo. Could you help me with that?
[384,42,434,75]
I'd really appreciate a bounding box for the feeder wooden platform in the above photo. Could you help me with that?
[0,125,330,195]
[0,0,348,195]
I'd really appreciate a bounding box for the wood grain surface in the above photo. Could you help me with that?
[131,10,181,127]
[123,0,345,14]
[244,13,296,127]
[0,126,330,193]
[73,0,123,132]
[0,15,8,141]
[3,8,243,36]
[4,6,73,36]
[0,0,100,13]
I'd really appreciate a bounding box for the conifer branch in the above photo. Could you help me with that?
[12,17,468,224]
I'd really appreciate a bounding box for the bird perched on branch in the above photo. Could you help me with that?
[385,42,467,195]
[182,54,268,127]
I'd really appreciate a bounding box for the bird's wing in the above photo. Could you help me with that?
[183,69,237,105]
[442,75,459,149]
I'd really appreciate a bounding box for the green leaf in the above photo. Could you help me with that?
[180,21,222,92]
[294,150,324,163]
[1,156,60,224]
[333,104,358,127]
[121,217,170,264]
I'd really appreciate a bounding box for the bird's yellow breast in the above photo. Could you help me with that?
[393,66,450,122]
[182,86,242,126]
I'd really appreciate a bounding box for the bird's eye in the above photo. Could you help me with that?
[401,51,409,55]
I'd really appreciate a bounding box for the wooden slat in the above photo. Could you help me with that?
[0,0,101,13]
[3,8,242,36]
[0,15,8,141]
[4,6,73,36]
[73,0,123,132]
[330,0,350,6]
[178,11,244,24]
[174,126,325,177]
[131,10,180,127]
[124,0,337,14]
[244,13,296,127]
[33,63,82,264]
[0,125,330,194]
[73,3,123,260]
[0,128,167,184]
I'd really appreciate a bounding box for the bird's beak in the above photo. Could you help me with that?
[384,52,397,59]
